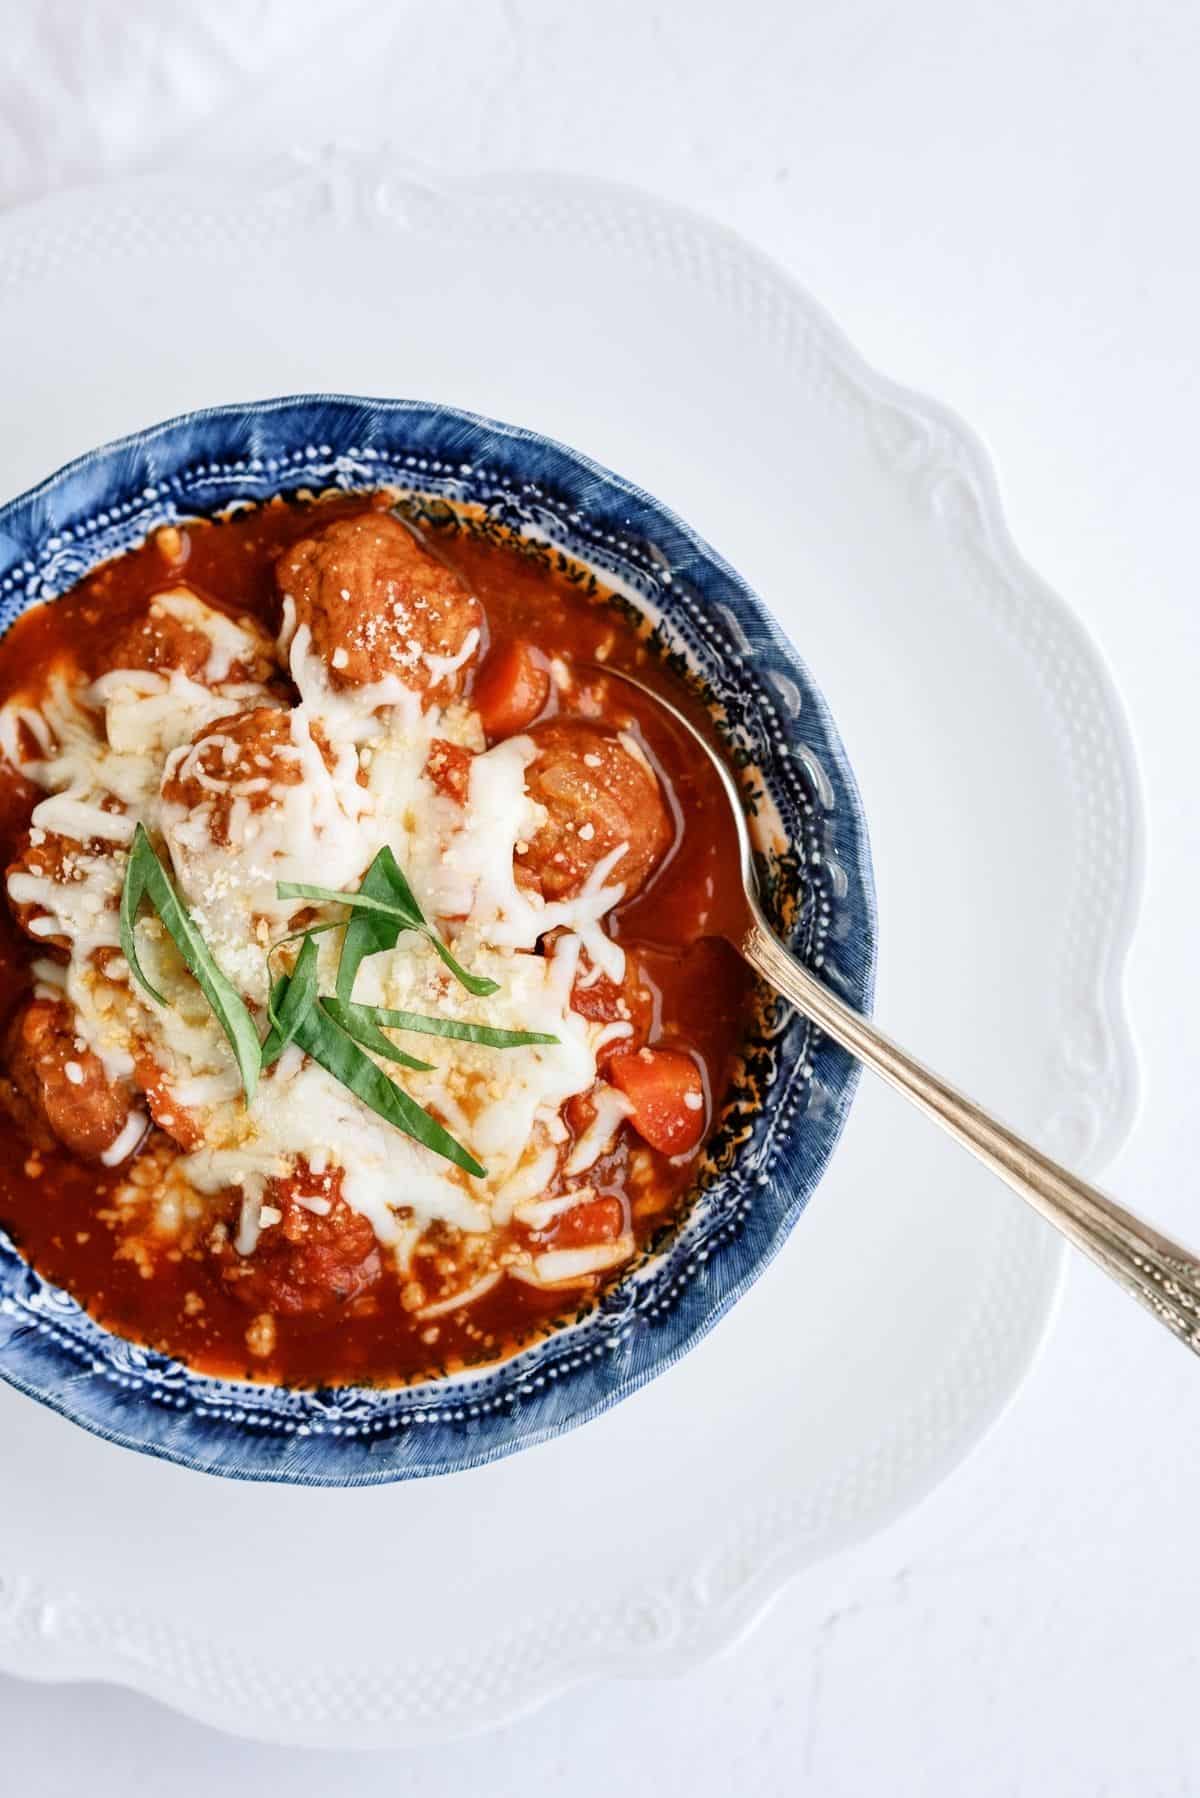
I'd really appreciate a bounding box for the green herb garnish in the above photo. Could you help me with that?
[278,978,485,1178]
[278,845,499,1002]
[345,1002,558,1049]
[275,883,414,919]
[318,997,434,1072]
[333,845,412,1003]
[120,823,261,1102]
[422,933,502,998]
[261,931,321,1068]
[119,834,547,1174]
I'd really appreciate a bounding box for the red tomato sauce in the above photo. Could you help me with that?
[0,492,756,1386]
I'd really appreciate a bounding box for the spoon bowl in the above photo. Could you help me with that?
[605,661,1200,1359]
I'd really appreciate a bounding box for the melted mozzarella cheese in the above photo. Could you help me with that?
[433,737,629,981]
[145,589,265,682]
[94,669,270,758]
[286,616,425,741]
[3,578,642,1261]
[8,839,124,949]
[565,1083,635,1176]
[512,1237,635,1287]
[183,1046,494,1256]
[158,708,373,996]
[423,625,481,685]
[348,933,601,1219]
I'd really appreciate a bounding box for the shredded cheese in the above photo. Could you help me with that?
[1,565,650,1269]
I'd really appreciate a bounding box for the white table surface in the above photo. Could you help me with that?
[2,2,1197,1791]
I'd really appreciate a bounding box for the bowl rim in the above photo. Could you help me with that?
[0,392,877,1484]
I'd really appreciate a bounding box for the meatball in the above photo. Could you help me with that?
[131,1050,204,1152]
[2,995,138,1160]
[7,828,97,956]
[276,513,482,699]
[516,722,673,903]
[161,704,322,847]
[221,1170,382,1318]
[109,589,276,685]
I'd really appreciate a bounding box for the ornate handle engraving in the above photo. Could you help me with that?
[745,911,1200,1354]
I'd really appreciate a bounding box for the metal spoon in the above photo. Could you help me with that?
[607,664,1200,1355]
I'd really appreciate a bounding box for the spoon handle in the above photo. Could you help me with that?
[743,909,1200,1355]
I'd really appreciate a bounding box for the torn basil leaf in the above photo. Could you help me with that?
[120,823,261,1102]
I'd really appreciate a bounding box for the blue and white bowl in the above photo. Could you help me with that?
[0,396,876,1484]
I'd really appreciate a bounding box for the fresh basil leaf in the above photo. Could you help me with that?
[368,844,423,918]
[347,1003,558,1049]
[289,844,500,1003]
[275,881,419,920]
[424,932,500,998]
[291,1002,485,1178]
[120,823,261,1102]
[318,997,434,1072]
[119,831,164,1005]
[366,846,499,997]
[332,847,417,1004]
[261,933,320,1068]
[271,919,345,946]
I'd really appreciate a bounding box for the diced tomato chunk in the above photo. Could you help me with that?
[608,1047,706,1156]
[473,639,550,740]
[545,1194,625,1248]
[569,950,656,1066]
[426,737,474,804]
[564,1089,596,1138]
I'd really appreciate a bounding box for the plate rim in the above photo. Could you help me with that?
[0,152,1143,1745]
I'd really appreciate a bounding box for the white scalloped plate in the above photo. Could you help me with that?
[0,156,1141,1746]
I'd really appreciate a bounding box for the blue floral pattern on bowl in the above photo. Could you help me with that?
[0,396,876,1484]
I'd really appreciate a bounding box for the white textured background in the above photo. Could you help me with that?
[2,2,1198,1791]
